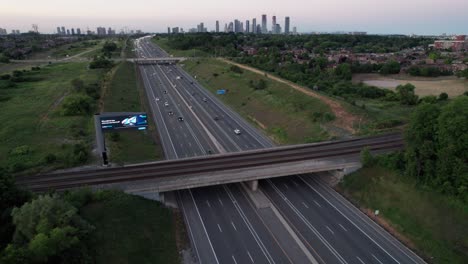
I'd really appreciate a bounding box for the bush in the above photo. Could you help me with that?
[420,95,438,104]
[0,74,11,80]
[43,153,57,164]
[438,92,448,101]
[71,78,85,92]
[360,147,374,167]
[62,95,93,116]
[89,56,113,69]
[230,65,243,74]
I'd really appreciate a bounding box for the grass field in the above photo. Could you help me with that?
[183,58,332,144]
[81,191,179,264]
[0,63,105,174]
[339,166,468,264]
[152,37,210,57]
[102,61,163,164]
[353,73,468,97]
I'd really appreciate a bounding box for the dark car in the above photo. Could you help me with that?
[163,90,167,94]
[178,117,184,121]
[203,98,207,102]
[214,116,219,121]
[168,111,174,116]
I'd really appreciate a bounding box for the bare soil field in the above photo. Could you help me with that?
[353,73,467,97]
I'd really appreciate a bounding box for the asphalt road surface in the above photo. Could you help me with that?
[135,36,425,264]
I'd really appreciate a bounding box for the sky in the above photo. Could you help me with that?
[1,0,467,35]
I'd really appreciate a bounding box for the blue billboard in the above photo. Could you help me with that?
[100,114,148,131]
[217,89,226,95]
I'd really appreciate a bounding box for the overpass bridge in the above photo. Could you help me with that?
[130,57,186,65]
[17,134,403,193]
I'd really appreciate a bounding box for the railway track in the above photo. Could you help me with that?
[17,133,403,192]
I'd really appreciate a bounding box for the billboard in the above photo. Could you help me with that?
[217,89,226,95]
[100,113,148,131]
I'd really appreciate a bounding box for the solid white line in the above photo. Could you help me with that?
[299,176,401,264]
[372,254,384,264]
[247,251,255,263]
[302,202,309,209]
[339,224,348,232]
[284,183,289,189]
[217,224,222,233]
[177,191,201,263]
[218,196,224,206]
[188,189,220,264]
[231,221,237,231]
[356,256,366,264]
[206,200,211,207]
[325,225,335,235]
[232,255,238,264]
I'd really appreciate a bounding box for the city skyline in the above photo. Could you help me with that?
[1,0,467,35]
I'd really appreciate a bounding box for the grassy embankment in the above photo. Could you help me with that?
[50,39,104,59]
[81,190,180,264]
[339,167,468,264]
[102,61,163,164]
[152,37,210,57]
[0,63,105,174]
[183,58,333,144]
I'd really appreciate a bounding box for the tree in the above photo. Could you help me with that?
[61,95,93,116]
[438,92,448,101]
[435,96,468,197]
[396,83,418,105]
[9,194,93,263]
[405,103,440,184]
[335,63,352,80]
[380,60,400,74]
[70,79,85,93]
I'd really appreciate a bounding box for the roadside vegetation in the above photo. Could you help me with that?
[102,61,163,164]
[152,37,209,57]
[183,58,332,144]
[340,96,468,263]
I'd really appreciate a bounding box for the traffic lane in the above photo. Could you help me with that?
[260,179,339,264]
[191,185,270,264]
[302,176,426,264]
[177,190,219,263]
[169,66,267,151]
[140,66,179,159]
[271,176,394,264]
[152,65,220,155]
[174,65,273,148]
[226,184,293,263]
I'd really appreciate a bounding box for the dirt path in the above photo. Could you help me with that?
[218,58,360,133]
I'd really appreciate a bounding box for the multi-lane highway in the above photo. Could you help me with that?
[134,36,425,264]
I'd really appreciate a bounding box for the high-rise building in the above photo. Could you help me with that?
[275,24,282,34]
[228,22,234,33]
[252,18,257,34]
[224,23,228,33]
[234,19,240,33]
[285,16,290,34]
[167,27,170,34]
[66,29,70,35]
[261,14,267,33]
[97,27,106,35]
[293,26,297,34]
[77,28,81,35]
[61,26,65,35]
[272,16,276,33]
[245,20,250,33]
[216,21,219,33]
[172,27,179,34]
[107,27,112,35]
[71,28,75,35]
[0,28,7,35]
[56,27,61,35]
[256,25,262,35]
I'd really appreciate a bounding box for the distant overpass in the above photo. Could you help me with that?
[17,134,403,193]
[129,57,186,65]
[10,57,186,64]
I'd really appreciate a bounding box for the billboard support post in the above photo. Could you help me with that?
[94,114,108,165]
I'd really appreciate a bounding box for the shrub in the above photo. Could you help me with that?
[360,147,374,167]
[71,78,85,92]
[438,92,448,101]
[230,65,243,74]
[43,153,57,164]
[62,95,93,116]
[89,56,113,69]
[0,74,11,80]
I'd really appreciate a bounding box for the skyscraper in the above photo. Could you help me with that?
[285,16,290,34]
[228,22,234,32]
[245,20,250,33]
[61,26,65,35]
[256,25,262,35]
[77,28,81,35]
[71,28,75,35]
[252,18,257,34]
[261,14,267,33]
[56,27,61,35]
[167,27,170,34]
[97,27,106,35]
[272,16,276,33]
[234,19,240,33]
[216,21,219,33]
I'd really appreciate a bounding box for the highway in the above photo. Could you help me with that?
[135,36,299,263]
[134,36,425,264]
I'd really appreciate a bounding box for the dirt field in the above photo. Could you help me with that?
[353,73,467,97]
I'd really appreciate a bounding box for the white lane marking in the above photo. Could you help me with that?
[372,254,384,264]
[293,180,299,187]
[247,251,255,263]
[339,224,348,232]
[177,191,201,263]
[313,200,322,208]
[232,255,238,264]
[325,225,335,235]
[218,196,224,206]
[231,221,237,231]
[299,176,401,264]
[206,200,211,207]
[188,189,220,264]
[356,256,366,264]
[217,224,222,233]
[267,179,347,264]
[302,202,309,209]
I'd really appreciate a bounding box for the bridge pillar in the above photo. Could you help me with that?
[246,180,259,191]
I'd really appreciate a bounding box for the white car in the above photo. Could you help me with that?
[176,76,181,80]
[155,97,160,101]
[234,129,241,135]
[164,102,169,107]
